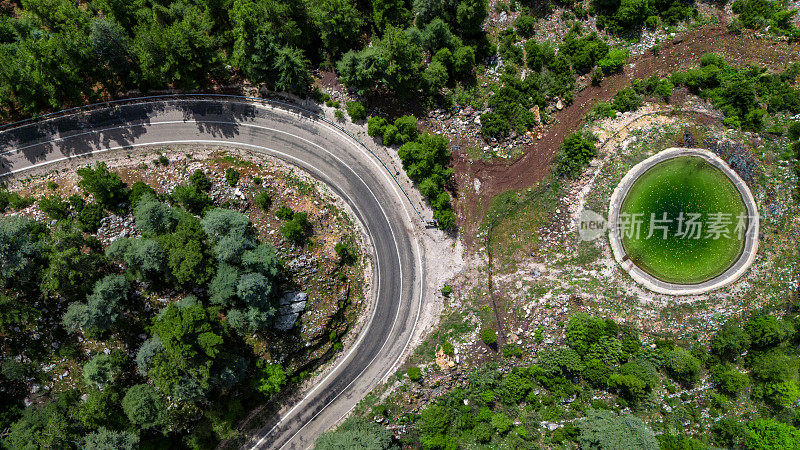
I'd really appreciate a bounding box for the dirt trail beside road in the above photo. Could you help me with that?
[455,23,800,239]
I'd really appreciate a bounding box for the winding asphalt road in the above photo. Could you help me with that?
[0,97,424,449]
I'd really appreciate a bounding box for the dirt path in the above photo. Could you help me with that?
[455,23,800,240]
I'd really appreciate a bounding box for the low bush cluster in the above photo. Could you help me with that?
[398,133,456,229]
[554,132,598,178]
[670,53,800,130]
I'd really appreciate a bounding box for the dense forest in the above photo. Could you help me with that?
[0,162,360,448]
[0,0,491,119]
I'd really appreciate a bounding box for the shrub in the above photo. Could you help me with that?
[440,284,452,297]
[189,169,212,192]
[367,116,388,137]
[76,203,106,233]
[121,384,165,430]
[713,416,747,448]
[554,133,598,178]
[481,328,497,346]
[77,163,129,210]
[611,87,642,112]
[172,184,212,214]
[334,241,356,264]
[577,409,658,449]
[746,315,791,348]
[788,121,800,140]
[128,181,157,207]
[275,205,294,220]
[589,101,616,120]
[407,366,422,381]
[664,347,701,387]
[474,422,493,443]
[38,195,69,220]
[346,101,367,121]
[393,115,418,143]
[254,191,272,210]
[503,343,523,358]
[480,111,510,139]
[744,418,800,449]
[591,67,604,86]
[452,46,476,80]
[334,109,344,120]
[516,15,536,38]
[134,200,177,235]
[442,342,454,356]
[423,60,448,92]
[280,211,311,245]
[315,416,397,450]
[597,48,629,75]
[710,320,750,361]
[225,168,240,187]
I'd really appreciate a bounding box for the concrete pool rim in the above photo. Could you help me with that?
[607,147,759,296]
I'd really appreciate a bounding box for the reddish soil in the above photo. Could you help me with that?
[454,23,800,241]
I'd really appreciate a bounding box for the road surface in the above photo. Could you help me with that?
[0,97,424,449]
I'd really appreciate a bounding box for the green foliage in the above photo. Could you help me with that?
[77,163,129,211]
[6,392,81,449]
[632,75,674,101]
[134,199,177,235]
[335,240,357,265]
[672,54,800,130]
[788,121,800,140]
[609,359,659,404]
[82,351,128,388]
[746,314,792,348]
[308,0,364,58]
[561,32,610,75]
[254,362,286,398]
[407,366,422,381]
[664,347,701,387]
[158,212,215,288]
[346,101,367,121]
[481,328,497,345]
[710,320,750,361]
[276,205,295,220]
[225,168,240,187]
[254,191,272,210]
[515,15,536,38]
[611,87,642,112]
[744,418,800,449]
[577,409,658,449]
[75,202,107,233]
[597,48,629,75]
[0,190,34,213]
[121,384,165,430]
[128,182,157,208]
[732,0,800,37]
[0,216,44,290]
[555,133,598,178]
[337,26,423,96]
[280,211,311,245]
[172,183,212,215]
[711,364,750,396]
[106,237,167,282]
[38,195,69,221]
[315,416,398,450]
[83,428,139,450]
[397,133,455,229]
